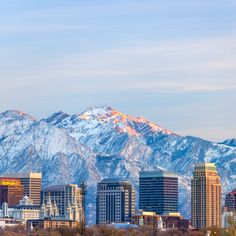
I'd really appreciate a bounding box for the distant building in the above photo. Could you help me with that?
[0,173,42,205]
[131,211,189,230]
[39,194,59,219]
[27,219,78,230]
[0,196,40,221]
[191,163,221,229]
[225,188,236,212]
[139,171,178,215]
[2,202,8,218]
[162,213,189,230]
[222,208,236,228]
[0,218,23,228]
[12,196,40,221]
[96,178,135,224]
[41,184,84,223]
[131,210,159,227]
[0,178,24,207]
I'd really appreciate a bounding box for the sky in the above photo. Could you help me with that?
[0,0,236,141]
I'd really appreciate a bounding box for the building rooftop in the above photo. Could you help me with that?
[43,184,79,191]
[99,178,131,185]
[194,162,217,171]
[0,172,42,179]
[139,170,178,178]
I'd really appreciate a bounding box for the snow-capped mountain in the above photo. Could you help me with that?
[0,106,236,222]
[220,138,236,147]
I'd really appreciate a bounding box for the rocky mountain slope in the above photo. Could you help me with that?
[0,106,235,222]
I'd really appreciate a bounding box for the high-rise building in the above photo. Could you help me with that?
[139,171,178,215]
[0,178,24,207]
[96,178,135,224]
[191,163,221,229]
[41,184,84,223]
[225,189,236,212]
[0,173,42,205]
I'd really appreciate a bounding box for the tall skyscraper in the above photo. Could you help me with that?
[41,184,84,223]
[96,178,135,224]
[225,188,236,212]
[0,178,24,207]
[191,163,221,229]
[139,171,178,215]
[0,173,42,205]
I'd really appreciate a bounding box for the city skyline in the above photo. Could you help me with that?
[0,1,236,141]
[0,166,233,230]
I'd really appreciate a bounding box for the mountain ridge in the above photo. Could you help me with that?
[0,106,235,222]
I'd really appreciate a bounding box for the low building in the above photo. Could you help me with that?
[131,211,189,230]
[162,213,189,230]
[131,210,159,227]
[222,207,236,228]
[225,189,236,212]
[27,219,78,230]
[0,196,40,221]
[0,218,23,228]
[12,196,40,221]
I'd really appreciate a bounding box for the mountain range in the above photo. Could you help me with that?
[0,106,235,223]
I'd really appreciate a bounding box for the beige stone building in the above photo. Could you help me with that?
[191,163,221,229]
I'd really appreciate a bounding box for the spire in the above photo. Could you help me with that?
[157,216,163,229]
[47,192,52,206]
[30,221,34,231]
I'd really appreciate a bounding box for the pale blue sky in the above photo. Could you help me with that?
[0,0,236,141]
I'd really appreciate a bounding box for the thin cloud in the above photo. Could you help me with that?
[10,34,234,94]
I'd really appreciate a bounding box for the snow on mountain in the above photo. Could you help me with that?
[220,138,236,147]
[0,106,235,223]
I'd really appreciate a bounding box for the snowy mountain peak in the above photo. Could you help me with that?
[0,110,36,121]
[77,105,113,118]
[77,105,174,136]
[220,138,236,147]
[44,111,70,125]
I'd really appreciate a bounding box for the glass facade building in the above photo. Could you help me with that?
[139,171,178,215]
[225,189,236,212]
[96,178,135,224]
[0,178,24,207]
[0,173,42,205]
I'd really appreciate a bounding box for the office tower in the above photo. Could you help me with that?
[0,173,42,205]
[225,189,236,211]
[96,178,135,224]
[41,184,84,222]
[139,171,178,215]
[0,178,24,207]
[191,163,221,229]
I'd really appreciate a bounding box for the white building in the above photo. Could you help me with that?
[0,196,40,222]
[0,218,23,228]
[41,184,84,223]
[222,210,236,228]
